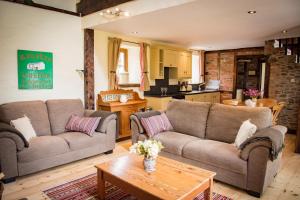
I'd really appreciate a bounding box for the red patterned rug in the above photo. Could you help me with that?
[44,173,232,200]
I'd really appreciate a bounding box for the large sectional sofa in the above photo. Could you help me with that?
[131,100,287,197]
[0,99,117,182]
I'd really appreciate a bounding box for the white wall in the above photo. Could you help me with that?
[0,1,84,104]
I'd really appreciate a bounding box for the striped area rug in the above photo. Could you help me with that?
[44,173,232,200]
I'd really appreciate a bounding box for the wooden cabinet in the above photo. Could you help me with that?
[150,47,164,79]
[150,45,192,79]
[186,92,220,103]
[164,49,178,67]
[97,90,147,139]
[144,96,172,111]
[178,51,192,79]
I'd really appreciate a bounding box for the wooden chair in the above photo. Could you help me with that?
[272,102,285,125]
[256,98,277,108]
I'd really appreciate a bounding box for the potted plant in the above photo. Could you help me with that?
[130,140,163,172]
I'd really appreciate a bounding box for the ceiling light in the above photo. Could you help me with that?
[282,30,287,34]
[131,31,138,34]
[248,10,256,14]
[99,8,130,19]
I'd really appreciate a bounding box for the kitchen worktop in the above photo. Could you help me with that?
[144,90,220,98]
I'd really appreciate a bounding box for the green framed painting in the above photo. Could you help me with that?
[18,49,53,89]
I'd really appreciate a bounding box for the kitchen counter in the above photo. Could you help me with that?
[144,90,221,110]
[144,90,220,98]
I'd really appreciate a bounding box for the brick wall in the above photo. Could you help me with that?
[265,40,300,130]
[205,47,264,100]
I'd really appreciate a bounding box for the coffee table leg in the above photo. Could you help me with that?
[204,178,213,200]
[97,169,105,200]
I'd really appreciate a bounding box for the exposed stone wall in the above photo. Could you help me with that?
[265,40,300,130]
[205,47,264,100]
[84,29,95,110]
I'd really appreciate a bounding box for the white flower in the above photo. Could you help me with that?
[129,139,164,158]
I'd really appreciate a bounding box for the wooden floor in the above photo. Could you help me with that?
[2,134,300,200]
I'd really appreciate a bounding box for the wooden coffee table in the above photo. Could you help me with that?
[95,155,216,200]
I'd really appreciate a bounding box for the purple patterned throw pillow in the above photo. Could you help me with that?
[140,113,173,137]
[65,115,101,136]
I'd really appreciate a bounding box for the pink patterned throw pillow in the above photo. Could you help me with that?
[65,115,101,136]
[140,113,173,137]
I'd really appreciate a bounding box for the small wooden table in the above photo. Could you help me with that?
[95,155,216,200]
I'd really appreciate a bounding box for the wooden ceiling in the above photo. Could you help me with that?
[77,0,133,16]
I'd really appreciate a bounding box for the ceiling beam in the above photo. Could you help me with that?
[77,0,133,16]
[3,0,79,16]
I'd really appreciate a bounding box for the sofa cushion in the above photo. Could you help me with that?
[57,132,106,151]
[0,100,51,136]
[17,136,69,163]
[206,104,272,143]
[153,131,199,156]
[182,139,247,174]
[165,101,211,138]
[141,113,173,137]
[65,115,101,136]
[46,99,84,135]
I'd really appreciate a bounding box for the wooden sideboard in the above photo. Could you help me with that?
[296,108,300,153]
[97,89,147,139]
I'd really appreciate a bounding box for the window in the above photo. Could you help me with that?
[191,51,204,84]
[117,43,141,85]
[117,48,128,74]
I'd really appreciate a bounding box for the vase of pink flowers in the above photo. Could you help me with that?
[243,88,261,103]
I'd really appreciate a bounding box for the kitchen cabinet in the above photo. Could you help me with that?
[150,45,192,79]
[150,47,164,79]
[178,51,192,79]
[164,49,179,68]
[186,92,220,103]
[144,96,172,111]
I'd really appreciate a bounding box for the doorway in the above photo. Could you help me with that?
[234,55,270,99]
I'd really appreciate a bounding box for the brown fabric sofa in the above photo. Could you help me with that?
[0,99,117,182]
[131,100,287,197]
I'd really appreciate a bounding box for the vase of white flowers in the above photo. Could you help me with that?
[129,139,163,172]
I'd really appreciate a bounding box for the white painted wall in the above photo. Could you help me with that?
[0,1,84,104]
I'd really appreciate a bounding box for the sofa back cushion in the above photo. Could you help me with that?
[206,104,273,143]
[166,100,211,138]
[46,99,84,135]
[0,100,51,136]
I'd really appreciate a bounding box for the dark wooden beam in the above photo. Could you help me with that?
[3,0,80,16]
[77,0,133,16]
[84,29,95,110]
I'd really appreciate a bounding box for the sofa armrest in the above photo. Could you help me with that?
[240,140,272,160]
[0,138,18,180]
[85,110,117,133]
[0,122,28,150]
[0,131,26,151]
[240,125,286,161]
